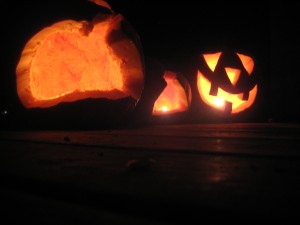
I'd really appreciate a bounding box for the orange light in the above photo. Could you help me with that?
[16,2,144,109]
[152,71,191,115]
[197,52,258,114]
[197,71,258,114]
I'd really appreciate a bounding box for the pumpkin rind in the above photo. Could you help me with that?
[16,13,144,109]
[152,71,191,115]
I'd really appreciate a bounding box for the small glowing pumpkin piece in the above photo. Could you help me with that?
[152,71,191,115]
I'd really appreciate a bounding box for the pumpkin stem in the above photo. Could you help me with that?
[89,0,113,11]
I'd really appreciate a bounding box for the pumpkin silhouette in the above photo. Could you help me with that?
[197,50,258,115]
[15,0,144,129]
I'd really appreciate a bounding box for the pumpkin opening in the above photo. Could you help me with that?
[225,67,240,86]
[197,52,258,114]
[152,71,191,115]
[30,21,124,100]
[16,4,144,109]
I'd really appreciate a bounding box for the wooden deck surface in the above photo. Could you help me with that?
[1,123,300,223]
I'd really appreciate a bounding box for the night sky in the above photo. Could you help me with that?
[1,0,299,127]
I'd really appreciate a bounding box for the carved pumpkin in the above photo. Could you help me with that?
[14,0,144,129]
[197,50,258,115]
[152,70,191,115]
[16,0,144,109]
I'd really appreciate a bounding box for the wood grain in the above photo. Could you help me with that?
[1,123,300,223]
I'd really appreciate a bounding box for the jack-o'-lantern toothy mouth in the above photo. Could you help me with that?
[197,71,258,114]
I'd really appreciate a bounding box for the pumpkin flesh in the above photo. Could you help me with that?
[16,15,144,108]
[152,71,190,115]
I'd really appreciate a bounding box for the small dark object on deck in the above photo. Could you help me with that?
[126,158,156,171]
[63,136,71,142]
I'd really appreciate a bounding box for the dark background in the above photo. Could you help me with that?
[1,0,299,128]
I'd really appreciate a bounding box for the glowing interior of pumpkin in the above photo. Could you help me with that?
[31,23,123,100]
[197,52,257,114]
[16,14,144,108]
[152,71,190,115]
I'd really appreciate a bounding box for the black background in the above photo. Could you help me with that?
[1,0,299,128]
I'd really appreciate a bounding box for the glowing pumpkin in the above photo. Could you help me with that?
[152,70,191,115]
[197,51,258,114]
[16,0,144,109]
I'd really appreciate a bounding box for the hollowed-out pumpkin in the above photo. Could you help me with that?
[152,70,191,116]
[16,0,144,109]
[197,50,258,115]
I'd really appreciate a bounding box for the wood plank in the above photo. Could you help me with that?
[2,123,300,140]
[1,138,300,222]
[1,123,300,157]
[1,123,300,222]
[1,187,170,225]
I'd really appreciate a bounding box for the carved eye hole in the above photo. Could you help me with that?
[203,52,222,72]
[203,52,255,86]
[237,53,254,75]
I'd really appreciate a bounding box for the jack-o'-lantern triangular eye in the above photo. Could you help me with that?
[225,67,240,86]
[203,52,222,72]
[237,53,254,75]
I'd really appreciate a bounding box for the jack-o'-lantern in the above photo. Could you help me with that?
[16,0,144,109]
[197,50,258,115]
[15,0,144,129]
[152,70,191,115]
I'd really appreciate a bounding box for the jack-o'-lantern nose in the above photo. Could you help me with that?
[225,67,240,86]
